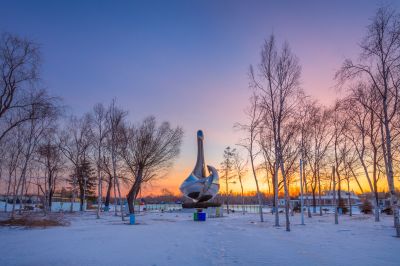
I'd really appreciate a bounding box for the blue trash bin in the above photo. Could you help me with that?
[130,214,135,225]
[198,212,206,221]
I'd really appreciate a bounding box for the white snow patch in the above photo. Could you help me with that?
[0,211,399,266]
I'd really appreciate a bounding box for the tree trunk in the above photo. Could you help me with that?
[225,170,229,214]
[19,176,26,214]
[79,186,84,212]
[311,168,317,213]
[48,189,54,209]
[318,172,322,216]
[303,166,312,218]
[382,110,400,236]
[11,171,23,218]
[113,173,118,216]
[127,183,138,214]
[4,173,12,212]
[333,166,338,224]
[279,157,290,232]
[337,175,342,206]
[16,155,30,215]
[115,175,124,221]
[372,154,380,222]
[43,176,48,215]
[96,170,102,219]
[48,173,54,211]
[239,177,245,215]
[312,188,316,214]
[272,168,276,212]
[127,167,143,214]
[105,176,112,207]
[250,149,264,222]
[70,175,77,213]
[347,180,352,216]
[374,188,380,222]
[273,161,279,226]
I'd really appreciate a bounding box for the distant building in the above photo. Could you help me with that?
[294,190,361,206]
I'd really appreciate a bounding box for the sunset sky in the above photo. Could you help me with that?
[2,0,399,195]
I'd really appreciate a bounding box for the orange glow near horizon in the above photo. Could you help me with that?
[134,168,400,197]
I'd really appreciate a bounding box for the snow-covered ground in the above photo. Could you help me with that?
[0,211,399,266]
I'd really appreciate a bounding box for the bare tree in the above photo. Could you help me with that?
[100,155,114,210]
[259,137,274,197]
[343,88,383,221]
[220,146,235,214]
[332,166,338,224]
[37,129,64,213]
[331,101,348,221]
[249,34,302,231]
[9,91,58,217]
[0,143,4,190]
[120,116,183,215]
[302,102,333,216]
[105,100,127,220]
[336,5,400,236]
[0,33,45,142]
[0,32,61,215]
[232,149,247,214]
[342,148,358,217]
[235,93,264,222]
[90,103,108,219]
[60,115,94,212]
[1,132,23,212]
[297,99,312,218]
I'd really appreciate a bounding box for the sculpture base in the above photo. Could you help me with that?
[182,202,221,209]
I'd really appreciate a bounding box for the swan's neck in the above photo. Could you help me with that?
[193,137,207,178]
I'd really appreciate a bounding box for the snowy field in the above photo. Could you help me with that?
[0,211,399,266]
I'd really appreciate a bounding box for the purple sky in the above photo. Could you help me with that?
[1,0,398,193]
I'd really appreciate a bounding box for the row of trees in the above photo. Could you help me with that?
[236,5,400,236]
[0,32,183,219]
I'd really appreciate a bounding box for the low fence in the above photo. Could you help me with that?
[143,204,182,212]
[142,204,364,215]
[141,204,266,213]
[0,201,368,215]
[227,204,266,213]
[0,201,84,212]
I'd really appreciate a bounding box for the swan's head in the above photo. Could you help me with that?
[197,130,204,140]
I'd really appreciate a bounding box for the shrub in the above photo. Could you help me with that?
[359,200,373,214]
[381,207,393,215]
[0,217,68,228]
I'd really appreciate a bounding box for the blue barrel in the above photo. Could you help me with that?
[198,212,206,221]
[130,214,135,225]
